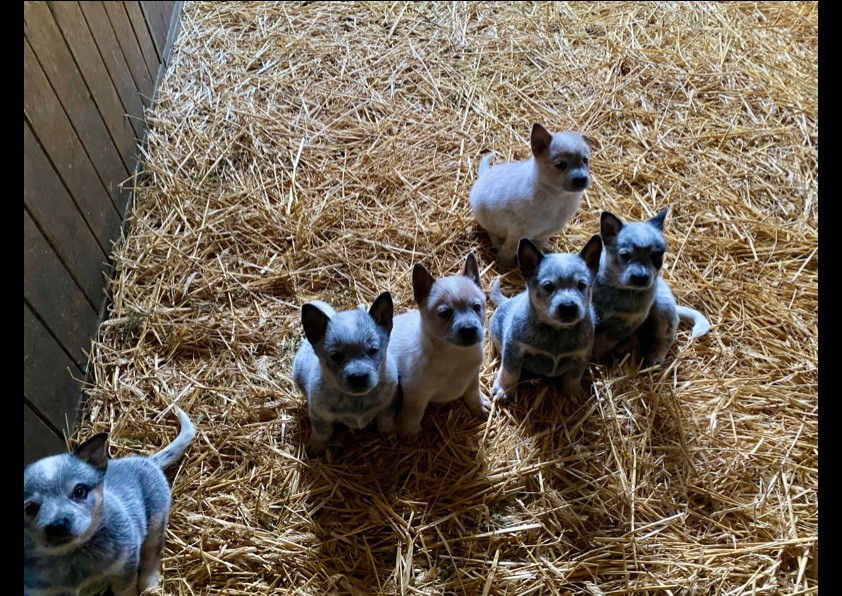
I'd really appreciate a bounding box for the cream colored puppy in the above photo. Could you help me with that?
[470,123,593,266]
[390,254,490,441]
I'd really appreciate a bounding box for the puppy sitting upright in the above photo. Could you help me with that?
[490,236,602,403]
[469,123,593,266]
[592,207,711,366]
[390,253,490,442]
[24,407,195,595]
[293,292,399,458]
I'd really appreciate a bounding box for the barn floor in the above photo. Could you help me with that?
[84,2,817,594]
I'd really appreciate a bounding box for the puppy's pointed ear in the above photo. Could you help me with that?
[369,291,394,333]
[517,238,543,279]
[302,303,331,346]
[580,234,603,274]
[600,211,623,244]
[530,123,552,156]
[412,263,436,305]
[463,252,482,289]
[582,134,599,149]
[74,433,109,472]
[648,207,669,230]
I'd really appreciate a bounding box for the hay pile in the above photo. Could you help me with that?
[83,2,817,593]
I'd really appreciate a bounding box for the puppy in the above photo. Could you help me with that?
[469,123,593,266]
[293,292,400,457]
[390,253,490,441]
[592,207,711,366]
[489,235,602,402]
[24,407,195,595]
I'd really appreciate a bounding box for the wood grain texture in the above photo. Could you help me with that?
[24,403,67,466]
[24,211,100,369]
[79,0,147,140]
[24,303,83,437]
[23,41,123,242]
[24,122,106,308]
[102,1,155,105]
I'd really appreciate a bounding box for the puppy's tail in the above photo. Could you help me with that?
[478,153,495,177]
[676,306,711,339]
[149,407,196,470]
[489,278,508,306]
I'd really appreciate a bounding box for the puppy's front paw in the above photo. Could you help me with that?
[466,392,492,417]
[305,438,328,459]
[492,384,515,404]
[642,350,667,367]
[397,428,421,444]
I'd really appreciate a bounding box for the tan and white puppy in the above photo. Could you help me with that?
[390,254,490,441]
[470,123,593,266]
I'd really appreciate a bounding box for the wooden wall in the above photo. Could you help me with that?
[23,1,180,465]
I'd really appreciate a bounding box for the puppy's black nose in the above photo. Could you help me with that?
[630,273,650,287]
[569,175,589,190]
[557,303,579,319]
[44,519,72,540]
[345,373,369,391]
[458,327,479,344]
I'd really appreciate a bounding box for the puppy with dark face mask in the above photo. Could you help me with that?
[24,407,195,595]
[489,236,602,403]
[470,123,593,266]
[390,254,490,442]
[293,292,400,458]
[592,207,710,366]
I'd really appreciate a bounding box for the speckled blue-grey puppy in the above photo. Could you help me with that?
[592,207,710,366]
[24,407,195,596]
[490,235,602,403]
[293,292,399,458]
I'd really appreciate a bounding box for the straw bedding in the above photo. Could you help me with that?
[81,2,817,594]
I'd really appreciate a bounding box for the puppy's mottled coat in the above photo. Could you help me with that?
[470,123,592,265]
[490,236,602,403]
[390,254,490,441]
[592,207,710,365]
[24,407,195,596]
[293,292,399,457]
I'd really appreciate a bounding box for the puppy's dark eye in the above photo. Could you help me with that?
[541,281,554,292]
[618,251,631,263]
[554,161,567,170]
[472,302,483,314]
[438,308,453,320]
[366,347,379,357]
[651,252,664,268]
[72,485,88,500]
[583,156,589,165]
[25,502,40,517]
[578,281,588,291]
[329,351,344,363]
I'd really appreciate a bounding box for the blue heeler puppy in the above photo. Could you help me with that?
[293,292,399,458]
[489,235,603,403]
[592,207,711,366]
[24,407,195,595]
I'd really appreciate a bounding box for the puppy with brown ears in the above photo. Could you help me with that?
[390,254,490,442]
[470,123,593,266]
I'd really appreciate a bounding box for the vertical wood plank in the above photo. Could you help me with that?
[23,41,123,240]
[24,122,106,308]
[102,1,155,105]
[124,1,161,72]
[79,0,146,139]
[48,1,138,175]
[24,211,100,369]
[24,403,67,466]
[24,304,83,438]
